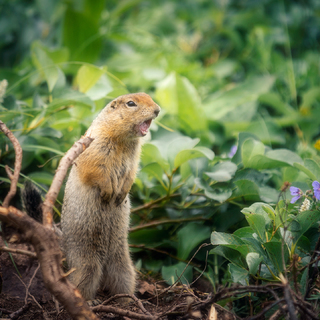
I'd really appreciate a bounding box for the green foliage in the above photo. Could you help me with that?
[1,0,320,316]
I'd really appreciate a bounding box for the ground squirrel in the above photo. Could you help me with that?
[61,93,160,303]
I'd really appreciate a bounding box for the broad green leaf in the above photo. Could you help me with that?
[259,92,294,116]
[293,159,320,182]
[232,132,259,165]
[140,163,164,183]
[245,214,267,242]
[228,263,249,285]
[86,74,113,100]
[246,252,262,275]
[31,41,60,92]
[76,64,106,93]
[203,75,275,121]
[167,136,199,167]
[231,179,260,202]
[155,73,207,134]
[210,246,245,268]
[211,231,245,246]
[233,227,254,238]
[211,231,250,257]
[47,89,95,113]
[265,149,303,166]
[205,161,237,182]
[241,202,272,224]
[194,178,232,202]
[141,143,169,171]
[243,149,303,170]
[177,223,211,260]
[264,241,289,273]
[174,147,214,169]
[241,138,265,168]
[289,210,320,244]
[161,262,193,285]
[300,87,320,109]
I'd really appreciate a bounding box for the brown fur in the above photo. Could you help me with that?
[61,93,160,302]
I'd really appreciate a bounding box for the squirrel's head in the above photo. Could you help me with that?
[91,92,161,141]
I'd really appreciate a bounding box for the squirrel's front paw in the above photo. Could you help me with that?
[115,193,127,207]
[100,190,112,203]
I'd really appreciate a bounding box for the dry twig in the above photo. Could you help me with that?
[0,120,22,208]
[0,246,37,258]
[42,136,93,226]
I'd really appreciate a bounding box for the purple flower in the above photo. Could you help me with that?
[312,181,320,200]
[228,145,237,158]
[290,186,303,203]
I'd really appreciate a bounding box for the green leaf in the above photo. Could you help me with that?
[245,214,267,242]
[289,210,320,244]
[167,136,199,168]
[194,178,232,202]
[293,159,320,182]
[161,262,193,285]
[246,252,262,275]
[47,89,95,113]
[31,41,60,92]
[264,241,289,273]
[228,263,249,285]
[241,202,272,223]
[210,246,245,268]
[140,163,164,183]
[141,143,169,171]
[76,64,106,93]
[232,179,260,202]
[211,231,250,257]
[174,146,214,169]
[155,73,207,134]
[258,92,294,116]
[177,223,211,260]
[203,75,275,121]
[241,138,265,168]
[205,161,237,182]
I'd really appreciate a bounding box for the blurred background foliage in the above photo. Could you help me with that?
[1,0,320,315]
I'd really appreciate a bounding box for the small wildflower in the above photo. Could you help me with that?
[290,186,303,204]
[0,79,8,104]
[228,145,237,158]
[300,198,310,212]
[314,139,320,151]
[312,181,320,200]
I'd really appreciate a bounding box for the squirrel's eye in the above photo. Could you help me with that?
[126,101,137,107]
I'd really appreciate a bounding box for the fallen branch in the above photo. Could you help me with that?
[0,120,22,208]
[42,136,93,227]
[101,294,152,316]
[9,302,31,320]
[92,305,156,320]
[0,246,37,258]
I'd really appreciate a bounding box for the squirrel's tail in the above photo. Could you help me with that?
[22,181,43,223]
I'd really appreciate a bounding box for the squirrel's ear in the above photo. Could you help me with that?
[109,100,116,109]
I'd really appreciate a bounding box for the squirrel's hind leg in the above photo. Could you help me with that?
[67,254,103,301]
[101,258,136,303]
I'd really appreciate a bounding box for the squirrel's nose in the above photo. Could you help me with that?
[154,108,160,117]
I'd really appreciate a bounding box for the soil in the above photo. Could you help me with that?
[0,239,233,320]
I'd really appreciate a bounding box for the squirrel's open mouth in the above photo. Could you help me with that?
[139,119,152,136]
